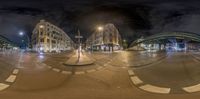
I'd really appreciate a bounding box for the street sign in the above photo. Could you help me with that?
[75,36,83,38]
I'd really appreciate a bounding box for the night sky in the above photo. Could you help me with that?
[0,0,200,45]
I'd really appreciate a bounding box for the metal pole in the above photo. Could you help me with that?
[26,35,30,49]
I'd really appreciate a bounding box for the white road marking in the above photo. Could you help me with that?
[139,84,171,94]
[6,75,17,83]
[86,69,96,73]
[183,84,200,93]
[128,70,135,76]
[130,76,143,85]
[193,59,200,63]
[97,66,103,70]
[103,64,108,66]
[41,63,46,66]
[75,71,85,75]
[52,68,60,72]
[12,69,19,74]
[47,66,52,69]
[61,71,72,75]
[0,83,9,91]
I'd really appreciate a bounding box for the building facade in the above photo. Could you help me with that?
[86,23,122,52]
[31,20,74,52]
[0,35,17,51]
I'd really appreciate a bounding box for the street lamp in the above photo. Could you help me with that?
[97,26,104,51]
[97,26,103,31]
[18,31,30,50]
[39,25,44,28]
[123,39,128,50]
[19,32,24,36]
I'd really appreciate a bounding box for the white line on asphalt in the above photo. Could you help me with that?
[86,69,96,73]
[128,70,135,76]
[47,66,52,69]
[139,84,171,94]
[12,69,19,75]
[130,76,143,85]
[6,75,17,83]
[0,83,9,91]
[52,68,60,72]
[41,63,47,66]
[75,71,85,75]
[193,58,200,63]
[97,66,103,70]
[61,71,72,75]
[183,84,200,93]
[103,64,108,66]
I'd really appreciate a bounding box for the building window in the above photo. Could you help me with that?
[40,32,43,35]
[47,39,50,43]
[40,38,44,42]
[52,40,56,44]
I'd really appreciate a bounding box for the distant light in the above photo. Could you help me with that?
[39,25,44,28]
[38,52,44,59]
[39,55,44,59]
[19,32,24,36]
[97,26,103,31]
[39,47,43,51]
[13,47,18,50]
[39,52,44,55]
[123,39,126,42]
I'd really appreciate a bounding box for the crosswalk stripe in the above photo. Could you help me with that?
[86,69,96,73]
[12,69,19,74]
[128,70,135,76]
[61,71,72,74]
[97,66,103,70]
[183,84,200,93]
[75,71,85,75]
[6,75,16,83]
[0,83,9,91]
[139,84,171,94]
[130,76,143,85]
[52,68,60,72]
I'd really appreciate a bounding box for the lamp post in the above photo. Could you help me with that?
[97,26,104,51]
[123,39,128,50]
[19,31,30,50]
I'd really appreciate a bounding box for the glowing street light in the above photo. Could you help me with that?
[18,31,30,49]
[97,26,103,31]
[39,25,44,28]
[19,32,24,36]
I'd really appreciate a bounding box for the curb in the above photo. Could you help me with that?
[127,69,171,94]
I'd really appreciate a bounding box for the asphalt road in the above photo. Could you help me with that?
[1,50,200,99]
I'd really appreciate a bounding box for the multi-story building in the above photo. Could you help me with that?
[0,35,17,51]
[86,23,122,51]
[31,20,74,52]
